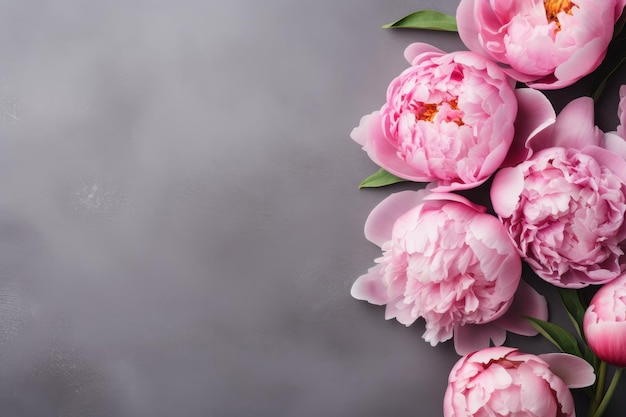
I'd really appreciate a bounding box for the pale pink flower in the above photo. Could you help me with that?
[492,97,626,288]
[618,85,626,140]
[351,43,517,192]
[351,190,547,355]
[444,347,595,417]
[457,0,621,89]
[584,274,626,367]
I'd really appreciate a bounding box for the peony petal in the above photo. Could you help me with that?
[502,66,546,83]
[369,130,436,182]
[519,364,559,417]
[538,353,596,388]
[490,166,524,218]
[364,190,427,247]
[477,129,515,177]
[466,214,521,301]
[453,323,507,356]
[584,321,626,368]
[352,112,434,182]
[403,42,445,65]
[619,85,626,139]
[584,276,626,367]
[551,97,603,150]
[350,265,388,305]
[582,145,626,182]
[532,37,609,89]
[428,178,490,193]
[551,16,612,85]
[350,111,376,147]
[507,88,556,163]
[456,0,487,57]
[602,132,626,161]
[385,297,415,325]
[616,0,626,21]
[466,346,518,364]
[423,192,486,213]
[493,280,548,336]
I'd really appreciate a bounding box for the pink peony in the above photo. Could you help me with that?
[457,0,621,89]
[584,274,626,367]
[618,0,626,18]
[618,85,626,140]
[444,347,595,417]
[351,190,547,355]
[351,43,517,192]
[492,97,626,288]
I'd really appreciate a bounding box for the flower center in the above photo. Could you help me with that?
[420,103,439,122]
[417,99,464,126]
[544,0,578,30]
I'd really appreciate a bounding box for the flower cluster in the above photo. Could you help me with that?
[350,1,626,417]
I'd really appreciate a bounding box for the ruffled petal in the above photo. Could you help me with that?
[467,346,518,364]
[453,323,507,356]
[364,190,428,246]
[582,145,626,182]
[551,97,602,150]
[423,192,486,213]
[493,280,548,336]
[508,88,556,163]
[350,111,377,147]
[602,132,626,161]
[403,42,445,65]
[550,38,608,89]
[490,166,524,218]
[538,353,596,388]
[352,112,433,182]
[350,265,388,305]
[456,0,487,57]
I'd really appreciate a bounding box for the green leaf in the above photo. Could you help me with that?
[526,317,582,357]
[584,346,600,372]
[383,10,458,32]
[359,168,408,189]
[558,288,587,340]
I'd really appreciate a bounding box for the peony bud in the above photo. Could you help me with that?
[584,274,626,367]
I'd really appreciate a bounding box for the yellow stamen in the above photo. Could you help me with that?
[544,0,578,31]
[420,103,439,122]
[417,100,464,126]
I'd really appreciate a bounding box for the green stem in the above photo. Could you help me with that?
[596,362,607,407]
[592,368,623,417]
[588,361,607,417]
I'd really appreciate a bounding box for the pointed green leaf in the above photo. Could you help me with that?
[558,288,587,340]
[383,10,458,32]
[359,168,408,189]
[584,346,600,372]
[526,317,582,357]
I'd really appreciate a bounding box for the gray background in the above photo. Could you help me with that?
[0,0,624,416]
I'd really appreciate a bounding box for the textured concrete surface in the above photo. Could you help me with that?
[0,1,624,416]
